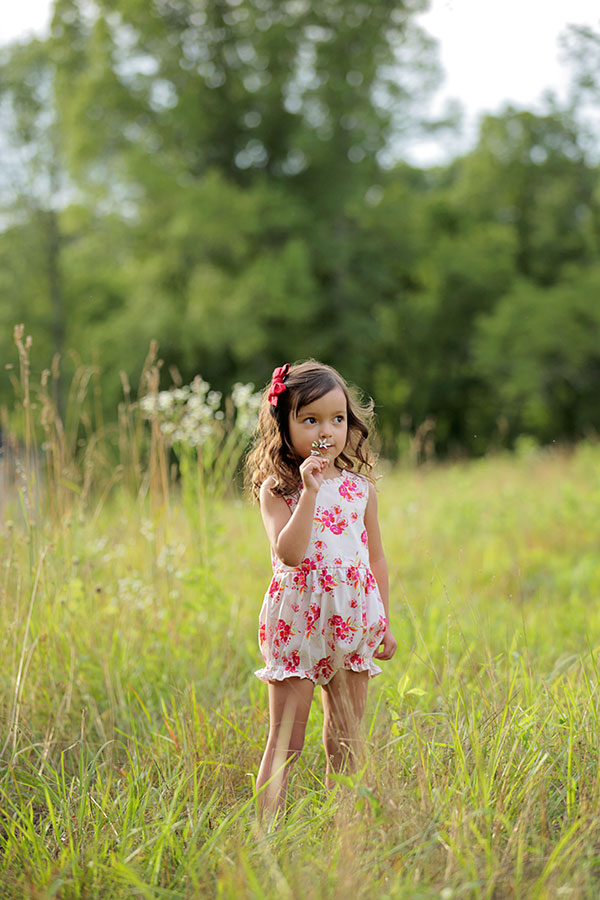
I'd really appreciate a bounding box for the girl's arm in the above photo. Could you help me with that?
[364,482,397,660]
[260,456,328,567]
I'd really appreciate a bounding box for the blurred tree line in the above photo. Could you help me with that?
[1,1,600,457]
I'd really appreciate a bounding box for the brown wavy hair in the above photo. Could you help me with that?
[245,360,377,500]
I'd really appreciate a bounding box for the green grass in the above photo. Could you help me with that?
[2,439,600,898]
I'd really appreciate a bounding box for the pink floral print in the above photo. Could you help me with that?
[313,656,334,681]
[305,603,321,638]
[345,651,365,668]
[366,615,387,648]
[314,505,348,535]
[327,614,358,642]
[346,566,361,589]
[318,570,337,593]
[365,570,377,593]
[339,476,365,502]
[274,618,294,646]
[283,650,300,672]
[293,557,316,591]
[268,579,283,602]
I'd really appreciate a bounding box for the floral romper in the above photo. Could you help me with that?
[255,472,387,686]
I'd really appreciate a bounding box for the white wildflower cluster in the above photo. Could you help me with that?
[231,382,263,433]
[156,542,186,575]
[140,375,261,449]
[116,576,156,612]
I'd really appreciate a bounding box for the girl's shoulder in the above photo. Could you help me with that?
[260,475,301,509]
[260,475,284,505]
[259,476,280,508]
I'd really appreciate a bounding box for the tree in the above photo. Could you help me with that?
[452,106,599,284]
[472,267,600,441]
[43,0,443,408]
[0,38,69,407]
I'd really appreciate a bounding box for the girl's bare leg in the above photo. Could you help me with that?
[321,669,368,789]
[256,677,314,820]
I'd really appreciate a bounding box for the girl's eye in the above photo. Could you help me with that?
[334,415,345,423]
[304,416,316,424]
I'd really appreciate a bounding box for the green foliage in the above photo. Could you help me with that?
[0,37,68,388]
[2,8,600,456]
[472,266,600,440]
[454,107,599,283]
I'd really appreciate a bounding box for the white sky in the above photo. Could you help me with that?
[0,0,52,44]
[418,0,599,115]
[2,0,600,163]
[411,0,600,162]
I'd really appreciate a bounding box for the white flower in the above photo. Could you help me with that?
[141,374,261,468]
[140,395,156,415]
[140,519,155,542]
[182,414,199,434]
[230,382,261,433]
[186,396,205,415]
[157,391,174,412]
[191,376,209,397]
[232,382,254,406]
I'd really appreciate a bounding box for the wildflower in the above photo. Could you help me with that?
[140,395,156,415]
[157,391,174,412]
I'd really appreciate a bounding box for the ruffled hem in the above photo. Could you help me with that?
[254,658,383,687]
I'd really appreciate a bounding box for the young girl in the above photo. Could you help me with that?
[246,360,397,818]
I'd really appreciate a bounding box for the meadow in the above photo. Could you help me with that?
[2,351,600,898]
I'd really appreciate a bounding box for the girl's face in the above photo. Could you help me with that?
[288,387,348,469]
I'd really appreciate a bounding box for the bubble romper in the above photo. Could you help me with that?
[255,472,387,686]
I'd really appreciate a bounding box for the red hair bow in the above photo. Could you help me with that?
[268,363,290,406]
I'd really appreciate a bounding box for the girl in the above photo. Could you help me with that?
[246,360,397,819]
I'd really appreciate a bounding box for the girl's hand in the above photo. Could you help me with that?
[299,455,327,494]
[374,628,397,661]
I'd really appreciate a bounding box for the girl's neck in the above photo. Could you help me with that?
[321,466,342,480]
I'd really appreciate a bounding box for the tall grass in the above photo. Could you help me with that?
[2,333,600,898]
